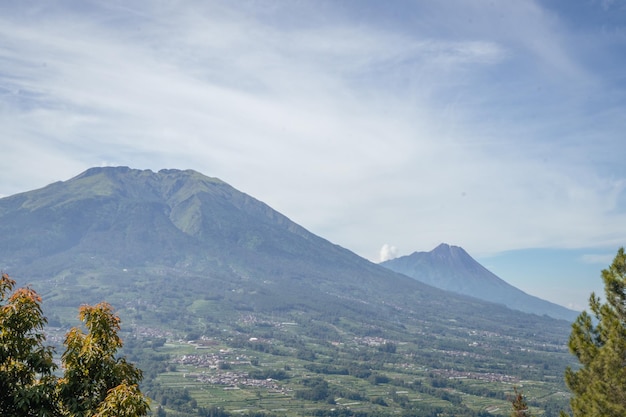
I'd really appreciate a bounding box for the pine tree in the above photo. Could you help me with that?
[563,247,626,416]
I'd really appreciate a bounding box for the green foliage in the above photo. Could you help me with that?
[92,383,149,417]
[59,302,149,416]
[0,273,58,416]
[0,273,149,417]
[295,377,332,402]
[563,247,626,416]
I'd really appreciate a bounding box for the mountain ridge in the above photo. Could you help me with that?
[0,167,573,336]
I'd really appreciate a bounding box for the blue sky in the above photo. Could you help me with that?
[1,0,625,310]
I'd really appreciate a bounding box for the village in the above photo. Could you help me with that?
[174,344,289,393]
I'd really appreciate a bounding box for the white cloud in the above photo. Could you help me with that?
[379,244,398,263]
[0,0,624,274]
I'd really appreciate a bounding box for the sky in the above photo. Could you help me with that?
[1,0,625,311]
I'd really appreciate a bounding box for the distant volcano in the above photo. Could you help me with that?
[381,243,577,321]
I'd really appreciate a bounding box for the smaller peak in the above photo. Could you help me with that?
[431,243,470,258]
[432,243,452,252]
[432,243,466,251]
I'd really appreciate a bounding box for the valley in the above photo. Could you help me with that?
[1,167,579,416]
[114,302,573,416]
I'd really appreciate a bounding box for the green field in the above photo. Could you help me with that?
[125,315,573,417]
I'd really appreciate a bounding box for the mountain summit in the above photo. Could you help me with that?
[381,243,577,320]
[0,166,342,269]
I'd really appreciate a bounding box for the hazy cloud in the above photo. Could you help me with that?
[379,244,398,263]
[0,0,625,308]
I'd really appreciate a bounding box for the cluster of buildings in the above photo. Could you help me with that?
[188,370,285,392]
[176,352,291,393]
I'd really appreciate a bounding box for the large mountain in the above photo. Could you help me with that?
[0,167,436,315]
[381,243,577,321]
[0,167,572,340]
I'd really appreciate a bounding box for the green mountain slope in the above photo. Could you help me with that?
[0,167,573,331]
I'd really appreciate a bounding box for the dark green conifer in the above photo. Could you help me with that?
[563,247,626,416]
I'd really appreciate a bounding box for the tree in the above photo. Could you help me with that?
[563,247,626,416]
[0,273,58,416]
[59,302,150,417]
[0,273,149,416]
[509,387,531,417]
